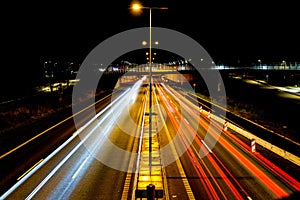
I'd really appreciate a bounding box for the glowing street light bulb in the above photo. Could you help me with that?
[130,2,143,16]
[132,3,142,11]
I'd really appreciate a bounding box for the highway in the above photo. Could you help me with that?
[1,75,300,200]
[155,81,300,199]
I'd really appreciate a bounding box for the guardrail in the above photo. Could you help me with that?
[210,111,300,166]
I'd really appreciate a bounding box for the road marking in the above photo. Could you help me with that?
[201,140,212,153]
[121,173,132,200]
[155,90,195,200]
[122,93,147,200]
[184,118,189,124]
[72,156,89,179]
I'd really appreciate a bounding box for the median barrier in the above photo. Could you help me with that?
[210,113,300,166]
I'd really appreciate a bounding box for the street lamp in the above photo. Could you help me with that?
[258,59,262,69]
[130,1,167,168]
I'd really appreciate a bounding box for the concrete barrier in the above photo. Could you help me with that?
[210,112,300,166]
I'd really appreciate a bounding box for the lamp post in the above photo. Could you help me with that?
[130,2,167,168]
[258,59,262,69]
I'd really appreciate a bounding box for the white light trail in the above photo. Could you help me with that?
[0,89,131,200]
[26,79,145,199]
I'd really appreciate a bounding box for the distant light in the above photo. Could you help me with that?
[142,41,147,46]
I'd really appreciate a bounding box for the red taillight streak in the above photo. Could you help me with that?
[218,119,300,191]
[159,84,296,198]
[200,115,289,198]
[158,85,243,199]
[255,153,300,190]
[219,136,289,198]
[190,123,246,199]
[192,118,250,199]
[185,145,220,200]
[179,129,223,200]
[157,85,220,199]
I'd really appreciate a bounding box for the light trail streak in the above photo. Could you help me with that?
[186,146,220,199]
[255,152,300,191]
[48,85,141,199]
[156,85,220,198]
[158,84,264,199]
[25,106,120,200]
[164,83,300,197]
[173,107,245,199]
[45,81,145,199]
[52,81,146,198]
[153,86,195,199]
[218,134,290,198]
[0,89,130,200]
[182,118,248,200]
[49,106,122,199]
[0,93,114,160]
[218,116,300,193]
[200,111,298,198]
[126,89,147,200]
[210,150,251,199]
[161,83,223,153]
[185,85,300,148]
[17,159,44,181]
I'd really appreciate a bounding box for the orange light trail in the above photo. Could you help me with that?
[157,83,299,199]
[157,84,247,199]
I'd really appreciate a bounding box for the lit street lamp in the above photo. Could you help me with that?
[130,1,168,167]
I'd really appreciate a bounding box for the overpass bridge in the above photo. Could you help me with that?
[106,62,300,87]
[105,62,300,74]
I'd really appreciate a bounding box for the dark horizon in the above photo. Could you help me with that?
[1,0,299,97]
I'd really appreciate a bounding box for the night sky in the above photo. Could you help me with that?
[1,0,299,96]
